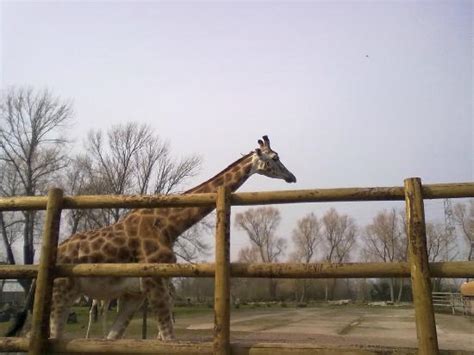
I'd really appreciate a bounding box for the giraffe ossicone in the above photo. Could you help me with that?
[6,135,296,340]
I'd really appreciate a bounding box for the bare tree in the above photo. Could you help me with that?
[60,155,97,236]
[62,123,207,264]
[426,222,458,290]
[73,122,201,228]
[425,222,458,262]
[453,200,474,262]
[235,207,286,299]
[291,213,322,301]
[0,87,72,289]
[292,213,321,263]
[235,207,286,263]
[321,208,357,300]
[237,246,261,263]
[361,209,404,302]
[322,208,357,263]
[0,163,24,265]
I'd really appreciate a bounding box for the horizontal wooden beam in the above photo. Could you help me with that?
[0,261,472,279]
[0,337,28,352]
[50,339,213,354]
[1,182,473,211]
[0,265,38,278]
[0,193,217,211]
[0,338,470,355]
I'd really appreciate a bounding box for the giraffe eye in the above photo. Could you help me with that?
[272,156,279,162]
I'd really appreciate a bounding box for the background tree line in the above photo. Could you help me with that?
[178,204,473,304]
[1,87,472,303]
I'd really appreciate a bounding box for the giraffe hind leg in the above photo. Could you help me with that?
[50,278,79,339]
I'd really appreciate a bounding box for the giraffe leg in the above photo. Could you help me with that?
[101,299,111,338]
[106,294,144,340]
[50,278,79,339]
[85,299,98,339]
[143,277,175,341]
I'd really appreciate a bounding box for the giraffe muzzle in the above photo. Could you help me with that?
[285,174,297,183]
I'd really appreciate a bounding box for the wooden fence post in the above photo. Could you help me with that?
[404,178,439,355]
[214,186,231,355]
[29,188,63,355]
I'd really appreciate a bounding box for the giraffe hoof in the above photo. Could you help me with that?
[159,334,175,342]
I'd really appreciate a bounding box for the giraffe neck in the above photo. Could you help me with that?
[185,152,254,194]
[133,152,255,245]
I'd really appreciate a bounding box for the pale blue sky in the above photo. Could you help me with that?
[1,1,472,260]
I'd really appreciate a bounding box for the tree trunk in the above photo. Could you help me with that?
[389,278,395,302]
[23,211,36,265]
[0,212,16,265]
[300,279,307,303]
[329,279,337,300]
[20,211,36,292]
[397,279,404,303]
[268,279,277,300]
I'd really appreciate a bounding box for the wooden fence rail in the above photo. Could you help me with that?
[1,182,473,211]
[0,261,473,279]
[0,179,473,355]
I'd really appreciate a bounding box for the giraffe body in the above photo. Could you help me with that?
[8,136,296,340]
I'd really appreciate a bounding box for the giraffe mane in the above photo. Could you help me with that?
[183,151,253,194]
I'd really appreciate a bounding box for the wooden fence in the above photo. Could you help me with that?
[0,178,473,355]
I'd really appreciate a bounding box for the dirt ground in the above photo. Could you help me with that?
[173,305,473,352]
[1,304,472,353]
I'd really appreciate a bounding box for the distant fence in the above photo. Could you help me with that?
[431,292,464,315]
[0,178,473,355]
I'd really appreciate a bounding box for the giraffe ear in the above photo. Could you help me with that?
[255,148,262,156]
[258,139,264,147]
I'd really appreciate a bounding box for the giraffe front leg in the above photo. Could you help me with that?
[143,277,175,341]
[106,295,144,340]
[50,278,78,339]
[85,299,97,339]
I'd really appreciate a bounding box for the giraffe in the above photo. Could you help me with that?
[6,135,296,340]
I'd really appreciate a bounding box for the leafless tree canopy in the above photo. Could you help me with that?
[235,207,286,263]
[60,122,206,259]
[425,222,458,262]
[321,208,357,263]
[0,88,72,276]
[85,122,200,197]
[64,122,201,227]
[0,87,71,195]
[453,200,474,261]
[291,212,321,263]
[360,209,406,301]
[362,209,404,263]
[235,207,287,299]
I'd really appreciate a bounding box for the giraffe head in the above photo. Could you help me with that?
[251,135,297,183]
